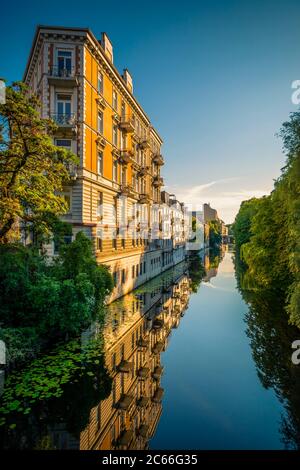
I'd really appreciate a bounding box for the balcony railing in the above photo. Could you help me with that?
[137,165,149,176]
[119,149,133,164]
[119,184,133,196]
[138,137,151,150]
[49,66,76,78]
[119,114,135,133]
[152,387,164,403]
[50,113,77,127]
[48,66,78,86]
[139,193,150,204]
[153,176,164,187]
[153,153,164,165]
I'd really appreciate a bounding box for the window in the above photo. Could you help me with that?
[57,50,72,76]
[121,269,126,284]
[136,264,139,277]
[121,100,126,118]
[121,237,125,249]
[97,71,104,94]
[113,125,118,146]
[112,237,117,250]
[121,131,126,150]
[55,139,72,150]
[113,159,118,182]
[97,237,102,251]
[121,166,127,185]
[56,94,72,120]
[144,261,146,273]
[97,192,103,219]
[140,263,143,275]
[97,111,103,134]
[97,151,103,176]
[112,90,118,110]
[132,265,135,278]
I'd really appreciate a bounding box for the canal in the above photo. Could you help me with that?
[1,248,300,449]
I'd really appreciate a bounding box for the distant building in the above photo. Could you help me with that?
[203,203,219,223]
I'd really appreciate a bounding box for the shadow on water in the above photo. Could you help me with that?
[234,253,300,449]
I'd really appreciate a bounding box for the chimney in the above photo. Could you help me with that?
[123,68,133,92]
[100,32,113,63]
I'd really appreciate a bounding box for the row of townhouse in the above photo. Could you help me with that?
[23,25,189,301]
[45,261,191,450]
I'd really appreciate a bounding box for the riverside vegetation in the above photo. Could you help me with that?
[233,109,300,329]
[0,83,114,365]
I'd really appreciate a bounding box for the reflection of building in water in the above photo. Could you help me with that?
[201,248,225,283]
[79,262,191,450]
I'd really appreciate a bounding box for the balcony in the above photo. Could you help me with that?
[50,113,77,134]
[172,291,181,299]
[119,114,135,133]
[153,154,164,166]
[119,184,133,197]
[117,360,132,373]
[48,66,78,87]
[137,337,149,349]
[65,161,78,181]
[139,193,150,204]
[137,396,150,408]
[152,387,164,403]
[117,430,134,448]
[153,176,164,187]
[138,165,149,176]
[119,149,133,164]
[138,137,151,150]
[152,341,164,355]
[152,365,164,380]
[116,394,135,410]
[137,367,150,379]
[137,424,149,439]
[152,319,164,331]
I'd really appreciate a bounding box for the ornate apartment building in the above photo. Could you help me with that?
[24,26,189,300]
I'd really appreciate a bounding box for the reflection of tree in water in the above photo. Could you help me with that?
[0,335,112,449]
[235,255,300,449]
[188,253,206,293]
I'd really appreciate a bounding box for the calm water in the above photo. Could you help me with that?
[1,248,300,449]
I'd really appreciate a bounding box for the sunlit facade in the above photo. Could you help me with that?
[23,26,189,300]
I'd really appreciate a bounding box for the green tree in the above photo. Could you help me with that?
[208,220,222,247]
[0,82,78,244]
[233,108,300,328]
[232,198,260,249]
[0,232,114,352]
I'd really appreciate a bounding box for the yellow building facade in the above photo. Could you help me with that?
[24,26,188,300]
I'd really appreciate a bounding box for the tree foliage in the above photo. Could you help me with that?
[0,82,78,244]
[233,109,300,328]
[0,232,113,355]
[208,220,222,248]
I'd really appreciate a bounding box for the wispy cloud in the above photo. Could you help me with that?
[166,178,270,223]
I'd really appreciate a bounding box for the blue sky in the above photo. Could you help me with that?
[1,0,300,222]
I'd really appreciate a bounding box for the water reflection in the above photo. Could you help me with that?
[0,259,195,450]
[80,261,191,450]
[235,255,300,449]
